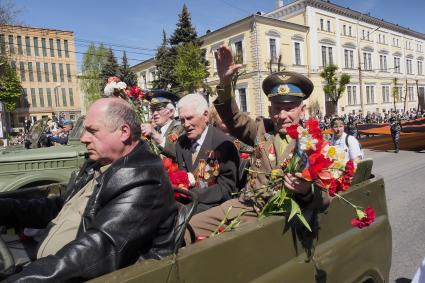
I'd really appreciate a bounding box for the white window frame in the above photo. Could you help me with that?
[406,59,413,74]
[148,68,156,82]
[321,45,334,66]
[363,52,372,70]
[235,83,249,113]
[346,85,357,105]
[418,60,423,75]
[379,55,387,71]
[293,40,303,65]
[344,48,354,69]
[366,85,375,104]
[267,36,281,63]
[408,86,415,101]
[394,57,401,73]
[382,85,390,103]
[229,35,245,65]
[210,41,224,72]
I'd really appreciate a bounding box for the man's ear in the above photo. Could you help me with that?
[203,110,209,123]
[299,104,306,120]
[120,124,132,142]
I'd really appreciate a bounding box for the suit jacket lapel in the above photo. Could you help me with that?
[279,139,296,165]
[181,137,194,172]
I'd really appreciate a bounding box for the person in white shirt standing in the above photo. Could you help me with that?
[330,117,364,162]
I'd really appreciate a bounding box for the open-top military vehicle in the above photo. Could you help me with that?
[0,117,86,194]
[0,157,391,282]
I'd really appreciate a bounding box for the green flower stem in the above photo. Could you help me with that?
[331,191,360,210]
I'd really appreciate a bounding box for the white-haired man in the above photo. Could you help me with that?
[175,93,240,214]
[141,91,183,159]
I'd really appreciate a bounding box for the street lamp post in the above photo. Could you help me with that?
[54,83,61,118]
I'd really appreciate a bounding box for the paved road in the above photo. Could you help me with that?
[362,134,425,282]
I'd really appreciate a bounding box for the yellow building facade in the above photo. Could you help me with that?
[0,24,82,127]
[132,0,425,118]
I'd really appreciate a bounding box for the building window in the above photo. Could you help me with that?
[21,88,29,107]
[382,86,390,103]
[366,86,375,104]
[327,20,331,32]
[343,24,346,35]
[66,64,72,82]
[320,18,324,30]
[0,34,5,55]
[69,88,74,106]
[406,59,413,74]
[348,26,352,36]
[321,46,333,66]
[64,40,69,57]
[236,87,248,112]
[379,55,387,71]
[61,88,67,107]
[36,62,42,81]
[38,88,45,107]
[347,85,357,105]
[44,63,50,82]
[367,31,370,41]
[10,61,16,72]
[59,63,65,82]
[49,39,54,57]
[28,62,34,82]
[47,88,52,107]
[269,38,277,62]
[41,38,47,57]
[233,40,243,64]
[17,36,23,54]
[363,52,372,70]
[294,42,301,65]
[408,86,415,101]
[33,37,39,56]
[56,39,62,57]
[362,30,365,39]
[418,61,423,75]
[383,34,385,44]
[344,49,354,69]
[52,63,57,82]
[394,57,401,73]
[25,36,31,56]
[8,35,14,54]
[31,88,37,107]
[19,62,25,81]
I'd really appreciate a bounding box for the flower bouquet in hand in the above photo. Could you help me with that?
[259,118,375,231]
[162,158,195,199]
[103,76,159,154]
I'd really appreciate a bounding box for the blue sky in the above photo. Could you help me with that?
[12,0,425,71]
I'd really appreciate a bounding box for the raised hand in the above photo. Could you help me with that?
[214,46,243,87]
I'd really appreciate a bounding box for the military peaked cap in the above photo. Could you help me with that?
[262,71,314,103]
[146,90,180,109]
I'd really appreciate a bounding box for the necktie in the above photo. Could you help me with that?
[190,141,199,153]
[155,126,162,134]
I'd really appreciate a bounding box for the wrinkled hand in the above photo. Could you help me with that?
[140,124,162,144]
[214,46,242,87]
[283,172,312,196]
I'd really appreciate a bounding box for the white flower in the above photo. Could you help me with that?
[103,81,127,97]
[117,81,127,90]
[187,172,196,187]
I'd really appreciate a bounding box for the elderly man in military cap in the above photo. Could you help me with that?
[141,90,183,159]
[185,46,330,239]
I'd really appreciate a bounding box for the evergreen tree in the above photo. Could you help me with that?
[118,51,138,87]
[80,43,108,106]
[153,30,173,90]
[0,59,22,111]
[168,4,209,91]
[100,48,119,89]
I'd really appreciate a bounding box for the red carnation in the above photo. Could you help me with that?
[286,124,300,139]
[240,153,250,159]
[308,152,333,179]
[162,158,173,170]
[351,207,376,229]
[169,163,179,173]
[168,170,190,188]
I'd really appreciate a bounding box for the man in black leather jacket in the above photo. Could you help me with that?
[0,98,178,282]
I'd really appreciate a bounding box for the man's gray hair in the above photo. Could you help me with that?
[176,93,208,116]
[104,101,141,141]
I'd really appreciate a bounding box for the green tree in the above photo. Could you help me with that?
[100,48,119,89]
[320,64,351,115]
[0,60,22,111]
[118,51,137,87]
[79,43,109,106]
[174,42,208,93]
[391,77,399,111]
[168,4,208,91]
[153,30,174,90]
[0,0,19,25]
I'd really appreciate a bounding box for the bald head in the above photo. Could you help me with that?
[81,98,141,165]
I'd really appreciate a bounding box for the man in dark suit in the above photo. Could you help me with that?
[175,93,240,214]
[141,91,183,159]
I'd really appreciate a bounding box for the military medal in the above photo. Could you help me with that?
[267,144,276,161]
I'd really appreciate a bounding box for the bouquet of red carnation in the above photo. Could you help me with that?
[259,118,375,231]
[103,77,159,154]
[162,158,195,199]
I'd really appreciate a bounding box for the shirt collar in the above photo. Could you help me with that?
[193,125,209,147]
[160,120,173,137]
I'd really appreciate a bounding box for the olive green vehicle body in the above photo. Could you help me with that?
[90,161,392,283]
[0,117,86,193]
